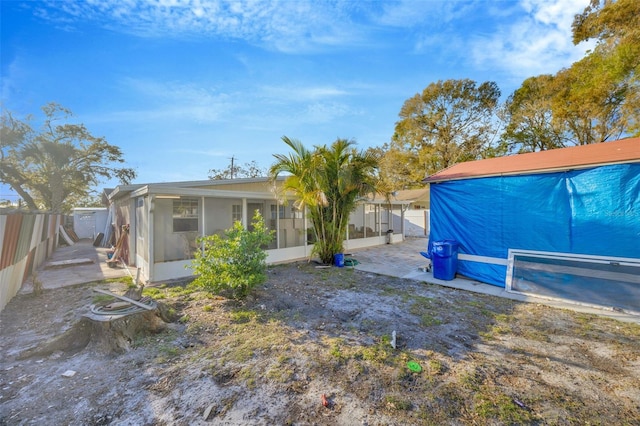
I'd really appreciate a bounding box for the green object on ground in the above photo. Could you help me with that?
[344,258,359,266]
[407,361,422,373]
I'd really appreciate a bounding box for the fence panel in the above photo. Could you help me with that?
[0,213,61,312]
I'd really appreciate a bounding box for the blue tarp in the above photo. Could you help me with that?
[428,163,640,287]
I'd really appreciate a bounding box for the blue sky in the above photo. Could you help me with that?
[1,0,593,199]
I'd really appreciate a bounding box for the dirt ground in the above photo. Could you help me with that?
[1,262,639,425]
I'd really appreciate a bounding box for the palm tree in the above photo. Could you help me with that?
[270,136,379,264]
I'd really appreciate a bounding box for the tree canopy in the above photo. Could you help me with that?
[208,160,266,180]
[383,1,638,184]
[501,74,568,153]
[386,79,502,187]
[0,103,136,213]
[501,0,639,153]
[570,0,640,138]
[270,136,378,264]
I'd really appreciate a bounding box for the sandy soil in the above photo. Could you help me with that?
[1,262,639,425]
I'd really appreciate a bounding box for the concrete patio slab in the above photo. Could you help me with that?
[19,240,137,294]
[350,237,640,324]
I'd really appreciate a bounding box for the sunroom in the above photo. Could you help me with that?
[107,178,410,283]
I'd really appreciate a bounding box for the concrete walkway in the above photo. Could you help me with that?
[19,237,639,324]
[19,240,137,294]
[350,237,640,324]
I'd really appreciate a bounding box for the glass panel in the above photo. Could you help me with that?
[173,198,198,232]
[348,204,366,239]
[203,197,236,236]
[364,204,379,236]
[231,204,242,224]
[276,204,306,247]
[381,205,393,233]
[247,202,264,230]
[152,198,195,262]
[511,254,640,313]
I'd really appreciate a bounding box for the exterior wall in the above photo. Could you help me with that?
[0,213,61,312]
[397,209,430,237]
[150,236,396,282]
[266,245,311,265]
[155,259,193,282]
[72,208,108,240]
[345,236,386,250]
[139,200,396,283]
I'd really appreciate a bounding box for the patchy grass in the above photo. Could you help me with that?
[3,261,639,425]
[166,264,639,425]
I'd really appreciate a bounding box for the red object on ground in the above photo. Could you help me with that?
[321,394,329,407]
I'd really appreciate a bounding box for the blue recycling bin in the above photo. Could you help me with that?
[334,253,345,267]
[432,240,459,280]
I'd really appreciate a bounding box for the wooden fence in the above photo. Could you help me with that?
[0,212,62,312]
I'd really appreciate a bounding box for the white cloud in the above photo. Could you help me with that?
[34,0,368,53]
[94,78,236,124]
[260,84,349,102]
[471,0,594,79]
[374,0,476,28]
[303,102,357,124]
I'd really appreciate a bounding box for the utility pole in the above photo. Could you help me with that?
[229,155,235,179]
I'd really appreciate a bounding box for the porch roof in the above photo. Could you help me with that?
[130,184,279,200]
[107,177,413,207]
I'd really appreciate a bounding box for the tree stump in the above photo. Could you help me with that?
[17,300,171,359]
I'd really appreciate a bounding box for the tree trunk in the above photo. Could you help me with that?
[17,308,169,359]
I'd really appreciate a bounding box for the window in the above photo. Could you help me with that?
[291,206,303,219]
[173,198,198,232]
[270,204,285,220]
[232,204,242,223]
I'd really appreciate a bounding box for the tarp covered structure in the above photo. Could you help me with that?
[424,138,640,288]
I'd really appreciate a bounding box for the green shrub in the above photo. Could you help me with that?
[190,210,273,299]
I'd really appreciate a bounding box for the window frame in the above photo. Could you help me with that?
[172,197,199,233]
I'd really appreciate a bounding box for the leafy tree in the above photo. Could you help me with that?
[270,137,378,264]
[551,56,631,144]
[391,79,502,177]
[564,0,640,139]
[208,160,266,180]
[501,75,569,153]
[73,194,106,208]
[572,0,640,51]
[0,103,136,212]
[503,0,639,150]
[366,144,422,194]
[190,210,273,299]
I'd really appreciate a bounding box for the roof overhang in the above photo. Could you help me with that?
[423,138,640,184]
[130,185,279,200]
[424,159,640,184]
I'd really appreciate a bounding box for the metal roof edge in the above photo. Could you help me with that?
[129,185,280,200]
[424,159,640,183]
